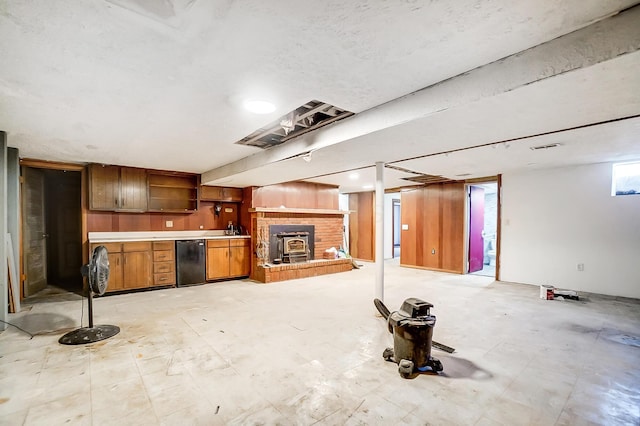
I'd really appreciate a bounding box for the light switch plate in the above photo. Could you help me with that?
[402,224,409,230]
[165,220,173,228]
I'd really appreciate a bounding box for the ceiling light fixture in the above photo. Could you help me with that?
[349,173,360,180]
[363,184,374,189]
[243,99,276,114]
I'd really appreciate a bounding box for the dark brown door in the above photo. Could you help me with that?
[22,167,47,296]
[45,170,82,289]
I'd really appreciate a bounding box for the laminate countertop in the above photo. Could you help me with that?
[88,231,251,243]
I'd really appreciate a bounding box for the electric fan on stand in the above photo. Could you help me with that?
[59,245,120,345]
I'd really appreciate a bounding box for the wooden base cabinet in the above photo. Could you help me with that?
[206,238,250,280]
[90,241,152,292]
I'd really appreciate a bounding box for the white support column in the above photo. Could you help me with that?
[375,162,384,301]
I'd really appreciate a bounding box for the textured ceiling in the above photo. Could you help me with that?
[1,0,639,191]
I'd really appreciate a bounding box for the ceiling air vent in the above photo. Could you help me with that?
[384,165,457,185]
[236,100,353,149]
[401,174,456,185]
[530,143,561,151]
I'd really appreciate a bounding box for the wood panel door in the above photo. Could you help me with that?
[348,192,375,261]
[400,189,418,266]
[400,184,466,273]
[206,246,229,280]
[468,186,485,273]
[22,167,47,296]
[229,241,250,277]
[441,183,466,273]
[122,251,152,289]
[89,164,120,210]
[423,185,441,269]
[120,167,148,211]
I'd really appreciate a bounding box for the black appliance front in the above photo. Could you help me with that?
[176,240,206,286]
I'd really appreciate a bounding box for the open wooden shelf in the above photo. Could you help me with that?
[147,172,199,213]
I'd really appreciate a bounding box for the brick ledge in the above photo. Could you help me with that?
[254,258,353,283]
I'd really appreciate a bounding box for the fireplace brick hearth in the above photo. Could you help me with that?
[254,258,353,283]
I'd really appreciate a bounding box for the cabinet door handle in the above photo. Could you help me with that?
[115,198,118,206]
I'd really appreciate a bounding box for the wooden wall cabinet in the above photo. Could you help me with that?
[90,241,152,292]
[89,164,147,212]
[148,173,199,213]
[206,238,250,280]
[152,241,175,286]
[200,185,243,202]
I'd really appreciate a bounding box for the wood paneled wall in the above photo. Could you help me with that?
[349,192,375,261]
[400,183,465,273]
[86,201,239,232]
[251,182,339,209]
[239,181,340,238]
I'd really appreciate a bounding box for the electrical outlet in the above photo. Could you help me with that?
[199,225,204,229]
[165,220,173,228]
[577,263,584,271]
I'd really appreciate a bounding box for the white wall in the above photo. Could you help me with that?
[501,162,640,299]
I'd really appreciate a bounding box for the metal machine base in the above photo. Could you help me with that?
[58,325,120,345]
[383,347,443,378]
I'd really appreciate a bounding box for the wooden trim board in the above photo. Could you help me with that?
[6,233,20,313]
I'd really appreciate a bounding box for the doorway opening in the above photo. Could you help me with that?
[22,166,83,300]
[392,198,401,258]
[467,182,498,277]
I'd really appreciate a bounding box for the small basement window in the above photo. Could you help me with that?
[612,161,640,196]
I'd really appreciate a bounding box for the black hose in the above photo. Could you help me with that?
[373,298,390,320]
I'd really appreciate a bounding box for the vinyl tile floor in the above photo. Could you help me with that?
[1,260,639,425]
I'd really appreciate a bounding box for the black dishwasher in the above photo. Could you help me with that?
[176,240,206,286]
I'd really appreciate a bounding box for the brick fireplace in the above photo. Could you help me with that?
[249,208,352,283]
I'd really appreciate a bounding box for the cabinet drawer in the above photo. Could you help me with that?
[207,239,229,248]
[153,261,174,274]
[123,241,152,252]
[153,241,174,251]
[93,242,122,253]
[153,272,175,286]
[153,250,174,262]
[229,238,250,247]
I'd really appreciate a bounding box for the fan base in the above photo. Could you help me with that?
[58,325,120,345]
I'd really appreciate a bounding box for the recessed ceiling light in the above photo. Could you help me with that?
[349,173,360,180]
[243,99,276,114]
[363,184,374,189]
